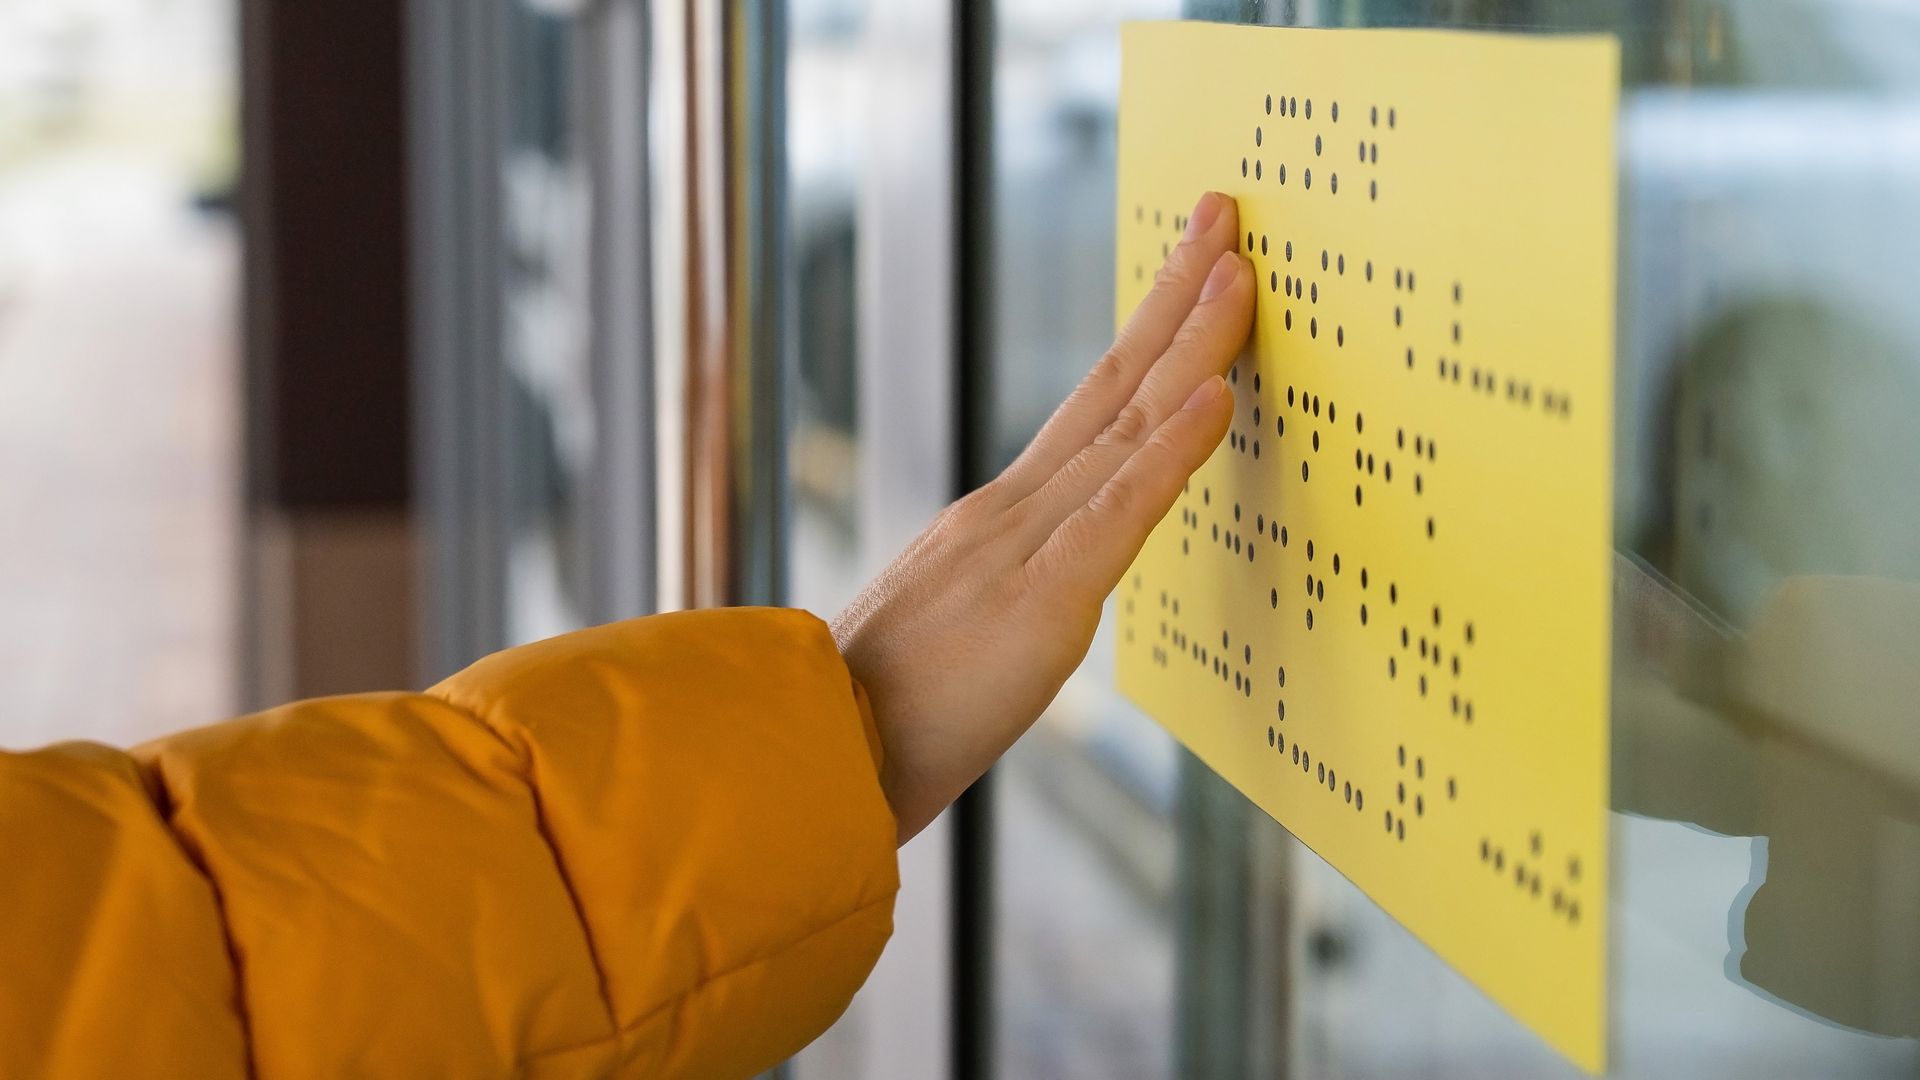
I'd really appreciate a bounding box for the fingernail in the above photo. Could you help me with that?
[1183,192,1222,241]
[1182,375,1226,411]
[1198,252,1240,301]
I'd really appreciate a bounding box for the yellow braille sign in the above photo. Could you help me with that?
[1113,22,1617,1072]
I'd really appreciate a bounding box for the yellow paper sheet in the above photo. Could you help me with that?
[1114,22,1617,1072]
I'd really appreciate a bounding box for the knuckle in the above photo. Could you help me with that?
[1100,401,1154,447]
[1086,343,1132,391]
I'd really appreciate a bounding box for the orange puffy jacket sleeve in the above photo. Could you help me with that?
[0,608,899,1078]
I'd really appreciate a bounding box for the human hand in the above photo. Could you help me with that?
[833,191,1254,843]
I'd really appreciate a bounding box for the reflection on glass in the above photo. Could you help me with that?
[987,3,1186,1078]
[500,2,596,644]
[981,0,1920,1076]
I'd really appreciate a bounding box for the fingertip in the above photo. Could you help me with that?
[1180,373,1226,412]
[1198,251,1250,303]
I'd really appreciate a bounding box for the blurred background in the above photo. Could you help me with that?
[3,0,1919,1078]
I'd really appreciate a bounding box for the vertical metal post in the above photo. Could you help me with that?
[951,1,996,1077]
[650,0,786,611]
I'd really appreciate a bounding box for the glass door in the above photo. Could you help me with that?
[975,2,1920,1077]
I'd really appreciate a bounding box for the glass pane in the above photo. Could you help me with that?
[981,1,1920,1076]
[986,3,1189,1078]
[498,0,597,644]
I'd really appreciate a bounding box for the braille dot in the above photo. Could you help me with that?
[1316,581,1324,602]
[1318,762,1325,782]
[1304,169,1312,189]
[1344,782,1352,802]
[1277,666,1286,687]
[1426,517,1435,539]
[1278,164,1287,185]
[1448,778,1457,800]
[1302,462,1309,482]
[1255,160,1263,180]
[1311,282,1319,303]
[1569,856,1582,881]
[1266,94,1273,115]
[1337,326,1345,347]
[1371,105,1379,126]
[1359,141,1368,163]
[1284,276,1292,297]
[1371,144,1379,164]
[1395,268,1403,289]
[1454,281,1463,304]
[1494,850,1504,870]
[1285,310,1293,330]
[1280,526,1288,546]
[1290,97,1298,117]
[1369,180,1378,201]
[1481,839,1491,860]
[1465,702,1475,723]
[1389,108,1397,128]
[1256,126,1263,147]
[1270,588,1278,609]
[1269,726,1276,747]
[1360,604,1369,625]
[1394,306,1402,327]
[1306,540,1315,560]
[1355,485,1363,506]
[1405,347,1414,369]
[1397,820,1405,840]
[1306,610,1314,630]
[1311,431,1319,451]
[1328,402,1336,423]
[1419,674,1428,695]
[1331,174,1338,194]
[1332,102,1340,122]
[1415,474,1424,494]
[1416,795,1424,816]
[1310,318,1318,338]
[1315,134,1323,156]
[1293,745,1301,764]
[1203,488,1210,505]
[1388,657,1397,678]
[1270,521,1280,541]
[1390,583,1398,604]
[1305,99,1313,119]
[1385,810,1394,832]
[1242,158,1248,177]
